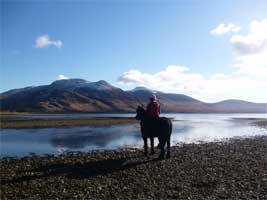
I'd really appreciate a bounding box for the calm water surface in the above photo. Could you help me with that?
[1,113,266,157]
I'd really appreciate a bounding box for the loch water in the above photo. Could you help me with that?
[1,113,266,157]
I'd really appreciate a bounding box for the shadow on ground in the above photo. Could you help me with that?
[2,154,161,184]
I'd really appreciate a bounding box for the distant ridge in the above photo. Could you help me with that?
[0,79,266,113]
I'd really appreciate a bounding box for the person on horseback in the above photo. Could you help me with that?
[146,94,161,118]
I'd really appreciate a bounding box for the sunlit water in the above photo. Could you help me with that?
[1,113,266,158]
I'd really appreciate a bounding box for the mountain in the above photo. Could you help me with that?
[131,87,158,93]
[208,100,267,113]
[50,79,117,91]
[0,86,35,99]
[0,79,266,113]
[0,79,137,112]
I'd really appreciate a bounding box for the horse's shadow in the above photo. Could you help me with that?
[37,156,153,179]
[2,154,161,184]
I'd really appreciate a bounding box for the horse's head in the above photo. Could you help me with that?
[135,106,146,120]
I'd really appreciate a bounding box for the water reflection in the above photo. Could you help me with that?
[50,127,133,149]
[48,124,192,150]
[1,113,266,157]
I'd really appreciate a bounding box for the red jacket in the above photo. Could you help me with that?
[146,102,161,118]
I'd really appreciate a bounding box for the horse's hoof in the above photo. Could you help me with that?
[166,154,170,159]
[150,152,155,155]
[158,154,164,159]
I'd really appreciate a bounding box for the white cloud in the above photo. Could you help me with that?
[230,20,267,55]
[56,74,69,80]
[118,19,267,102]
[118,65,267,102]
[210,23,241,35]
[231,19,267,77]
[118,65,204,93]
[34,35,63,48]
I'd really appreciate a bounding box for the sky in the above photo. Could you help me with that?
[1,0,267,102]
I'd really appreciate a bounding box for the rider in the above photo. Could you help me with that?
[146,94,161,149]
[146,94,160,118]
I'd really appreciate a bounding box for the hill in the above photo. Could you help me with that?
[0,79,266,113]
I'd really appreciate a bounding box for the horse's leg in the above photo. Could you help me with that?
[167,122,172,159]
[159,139,166,159]
[144,137,148,155]
[157,138,161,149]
[166,137,171,158]
[150,137,155,155]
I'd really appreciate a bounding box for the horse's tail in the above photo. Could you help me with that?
[169,119,173,136]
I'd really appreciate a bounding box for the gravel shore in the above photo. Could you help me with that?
[1,136,267,199]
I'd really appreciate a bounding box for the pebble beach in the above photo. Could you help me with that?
[1,135,267,199]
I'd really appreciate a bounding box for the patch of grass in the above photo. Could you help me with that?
[253,120,267,128]
[0,117,137,129]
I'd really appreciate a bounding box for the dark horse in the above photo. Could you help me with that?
[135,106,172,159]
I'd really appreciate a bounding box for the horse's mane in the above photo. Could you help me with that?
[138,106,145,111]
[137,106,146,113]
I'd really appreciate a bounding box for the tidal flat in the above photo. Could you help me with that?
[1,136,267,199]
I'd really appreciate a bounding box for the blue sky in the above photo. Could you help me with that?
[1,0,267,102]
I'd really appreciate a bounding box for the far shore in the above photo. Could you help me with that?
[0,111,135,116]
[0,117,137,129]
[1,111,266,116]
[1,111,266,129]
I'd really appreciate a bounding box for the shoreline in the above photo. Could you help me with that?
[1,111,266,116]
[0,117,137,129]
[1,135,267,199]
[1,112,266,129]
